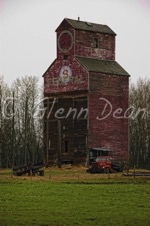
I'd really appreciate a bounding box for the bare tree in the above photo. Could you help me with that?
[0,75,12,167]
[12,75,43,166]
[0,75,44,168]
[129,78,150,169]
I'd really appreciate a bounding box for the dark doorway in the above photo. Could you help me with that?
[64,140,69,153]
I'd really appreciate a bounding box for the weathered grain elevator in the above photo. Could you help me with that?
[43,18,130,165]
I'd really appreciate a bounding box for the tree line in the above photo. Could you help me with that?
[0,75,149,169]
[0,75,43,168]
[129,78,150,169]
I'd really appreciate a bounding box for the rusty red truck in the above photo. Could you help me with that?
[87,148,124,173]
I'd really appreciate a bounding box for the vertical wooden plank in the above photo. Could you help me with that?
[12,91,15,166]
[46,98,49,165]
[57,120,61,168]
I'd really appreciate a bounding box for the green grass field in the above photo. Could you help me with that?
[0,168,150,226]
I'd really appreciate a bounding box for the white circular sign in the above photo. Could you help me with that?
[59,66,72,84]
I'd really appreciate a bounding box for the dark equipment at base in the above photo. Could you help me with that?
[87,156,124,173]
[88,148,113,165]
[87,148,124,173]
[12,161,44,176]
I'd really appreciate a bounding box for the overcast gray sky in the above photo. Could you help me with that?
[0,0,150,85]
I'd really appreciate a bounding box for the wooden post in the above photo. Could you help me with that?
[134,165,136,179]
[24,95,28,166]
[57,120,61,168]
[46,98,49,166]
[12,91,15,166]
[85,136,89,167]
[0,85,2,168]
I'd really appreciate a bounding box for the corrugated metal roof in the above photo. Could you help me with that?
[76,57,130,77]
[66,18,116,35]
